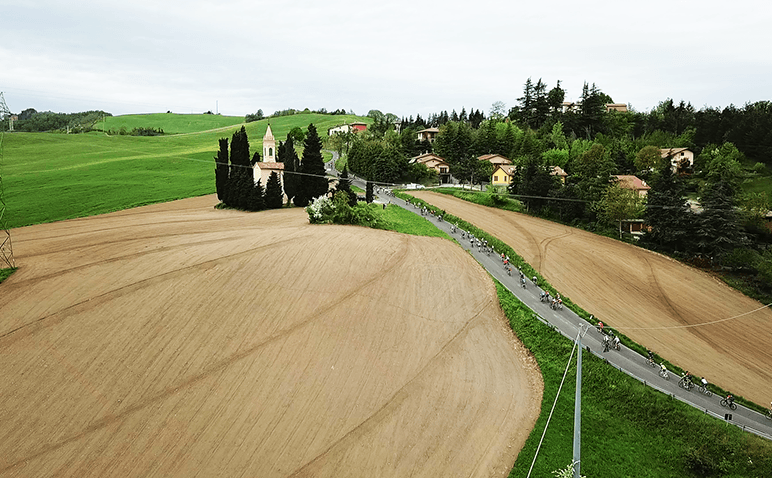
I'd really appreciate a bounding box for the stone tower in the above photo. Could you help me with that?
[262,124,276,163]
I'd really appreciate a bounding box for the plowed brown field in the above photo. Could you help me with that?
[0,194,542,478]
[410,191,772,406]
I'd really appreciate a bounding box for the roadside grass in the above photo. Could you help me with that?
[0,267,16,284]
[431,186,524,212]
[366,198,772,477]
[3,113,369,228]
[351,185,365,193]
[371,204,451,239]
[499,284,772,478]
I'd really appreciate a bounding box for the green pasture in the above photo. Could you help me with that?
[95,113,246,135]
[1,113,369,228]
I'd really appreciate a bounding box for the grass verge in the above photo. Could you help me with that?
[499,283,772,477]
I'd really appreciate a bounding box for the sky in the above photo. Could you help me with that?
[1,0,770,119]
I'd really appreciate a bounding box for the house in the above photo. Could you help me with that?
[253,124,285,200]
[411,153,451,183]
[328,122,367,136]
[660,148,694,174]
[490,165,567,185]
[612,175,650,196]
[478,154,512,166]
[417,127,439,143]
[551,166,568,184]
[491,165,517,186]
[561,101,628,113]
[605,103,628,112]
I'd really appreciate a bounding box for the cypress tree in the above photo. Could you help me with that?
[265,172,283,209]
[228,126,252,209]
[366,181,374,203]
[248,179,266,211]
[299,123,328,203]
[214,138,229,202]
[280,137,300,204]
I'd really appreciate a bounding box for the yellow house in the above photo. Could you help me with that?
[491,165,516,185]
[491,165,567,185]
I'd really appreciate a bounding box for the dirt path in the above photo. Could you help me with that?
[410,191,772,406]
[0,195,542,477]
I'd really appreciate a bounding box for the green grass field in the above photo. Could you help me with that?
[2,113,369,228]
[95,113,247,135]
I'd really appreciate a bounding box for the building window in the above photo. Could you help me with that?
[494,175,498,182]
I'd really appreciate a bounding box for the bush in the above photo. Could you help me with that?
[306,191,381,227]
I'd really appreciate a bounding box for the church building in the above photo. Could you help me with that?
[253,124,285,200]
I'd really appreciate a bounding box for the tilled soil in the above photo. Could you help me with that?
[0,195,542,478]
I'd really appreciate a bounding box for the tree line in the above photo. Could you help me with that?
[1,109,110,133]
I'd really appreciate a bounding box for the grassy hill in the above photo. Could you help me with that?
[2,113,369,228]
[94,113,247,135]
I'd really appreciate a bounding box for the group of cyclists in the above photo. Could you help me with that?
[408,194,772,424]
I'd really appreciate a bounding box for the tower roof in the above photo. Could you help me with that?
[263,124,274,141]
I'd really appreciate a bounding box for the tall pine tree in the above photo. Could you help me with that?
[278,137,300,205]
[214,138,229,202]
[265,172,283,209]
[297,123,328,206]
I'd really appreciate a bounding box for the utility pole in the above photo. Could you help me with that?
[573,324,589,478]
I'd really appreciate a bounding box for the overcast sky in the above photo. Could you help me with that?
[2,0,770,119]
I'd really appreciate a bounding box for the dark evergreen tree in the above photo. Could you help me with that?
[265,172,283,209]
[366,181,374,203]
[279,137,300,204]
[641,160,692,253]
[227,126,252,209]
[578,82,607,138]
[246,179,266,211]
[517,77,534,126]
[214,138,229,202]
[695,181,746,260]
[297,123,328,206]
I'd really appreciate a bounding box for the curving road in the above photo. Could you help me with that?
[378,188,772,441]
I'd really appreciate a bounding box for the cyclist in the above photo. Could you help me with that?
[647,349,654,365]
[603,334,610,352]
[612,335,620,350]
[701,377,708,388]
[597,321,604,333]
[726,394,734,407]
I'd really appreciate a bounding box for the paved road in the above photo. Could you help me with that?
[372,187,772,441]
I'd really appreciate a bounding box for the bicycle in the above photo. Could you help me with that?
[698,384,713,397]
[720,397,737,411]
[678,376,695,391]
[765,407,772,420]
[658,366,670,380]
